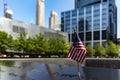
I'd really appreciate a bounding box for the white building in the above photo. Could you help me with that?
[0,17,68,41]
[49,11,60,31]
[36,0,44,27]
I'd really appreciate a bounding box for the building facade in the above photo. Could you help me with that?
[49,11,60,30]
[75,0,103,9]
[0,17,68,41]
[61,0,117,47]
[36,0,44,27]
[49,11,59,28]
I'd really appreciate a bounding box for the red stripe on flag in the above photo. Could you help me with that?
[68,43,87,63]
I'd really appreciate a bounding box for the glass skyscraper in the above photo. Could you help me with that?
[61,0,117,47]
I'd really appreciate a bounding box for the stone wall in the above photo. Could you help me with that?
[85,58,120,69]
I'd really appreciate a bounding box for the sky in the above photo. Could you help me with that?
[0,0,120,38]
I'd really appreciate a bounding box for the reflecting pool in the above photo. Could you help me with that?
[0,59,120,80]
[0,59,81,80]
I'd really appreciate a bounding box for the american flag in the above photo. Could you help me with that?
[68,31,87,64]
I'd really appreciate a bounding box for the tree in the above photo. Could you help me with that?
[106,41,119,56]
[13,39,21,51]
[0,31,13,53]
[7,35,14,49]
[56,38,70,54]
[34,33,48,53]
[86,45,95,57]
[94,44,106,56]
[26,37,36,53]
[13,32,27,52]
[48,38,70,54]
[48,38,58,54]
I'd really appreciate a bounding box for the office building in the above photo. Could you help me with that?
[75,0,103,9]
[36,0,44,27]
[61,0,117,47]
[49,11,60,31]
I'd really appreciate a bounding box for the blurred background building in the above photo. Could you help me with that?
[36,0,44,27]
[0,17,68,41]
[61,0,117,47]
[49,11,60,31]
[0,0,68,41]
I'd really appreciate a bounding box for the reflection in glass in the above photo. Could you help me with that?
[78,18,84,31]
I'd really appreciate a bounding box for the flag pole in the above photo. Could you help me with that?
[77,62,81,80]
[74,26,81,80]
[67,26,87,80]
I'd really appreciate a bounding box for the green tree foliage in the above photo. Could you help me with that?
[48,38,59,54]
[48,38,70,54]
[12,33,69,55]
[86,45,95,57]
[13,39,20,51]
[7,35,14,49]
[0,31,13,53]
[106,41,119,56]
[34,33,48,53]
[56,38,70,54]
[26,37,35,53]
[94,44,106,56]
[13,32,27,52]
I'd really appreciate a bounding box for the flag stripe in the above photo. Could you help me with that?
[72,48,78,60]
[68,46,75,58]
[79,51,86,63]
[75,50,81,61]
[68,46,74,58]
[77,50,83,62]
[77,50,84,62]
[78,50,85,63]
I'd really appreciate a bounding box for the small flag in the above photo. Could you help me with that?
[67,28,87,64]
